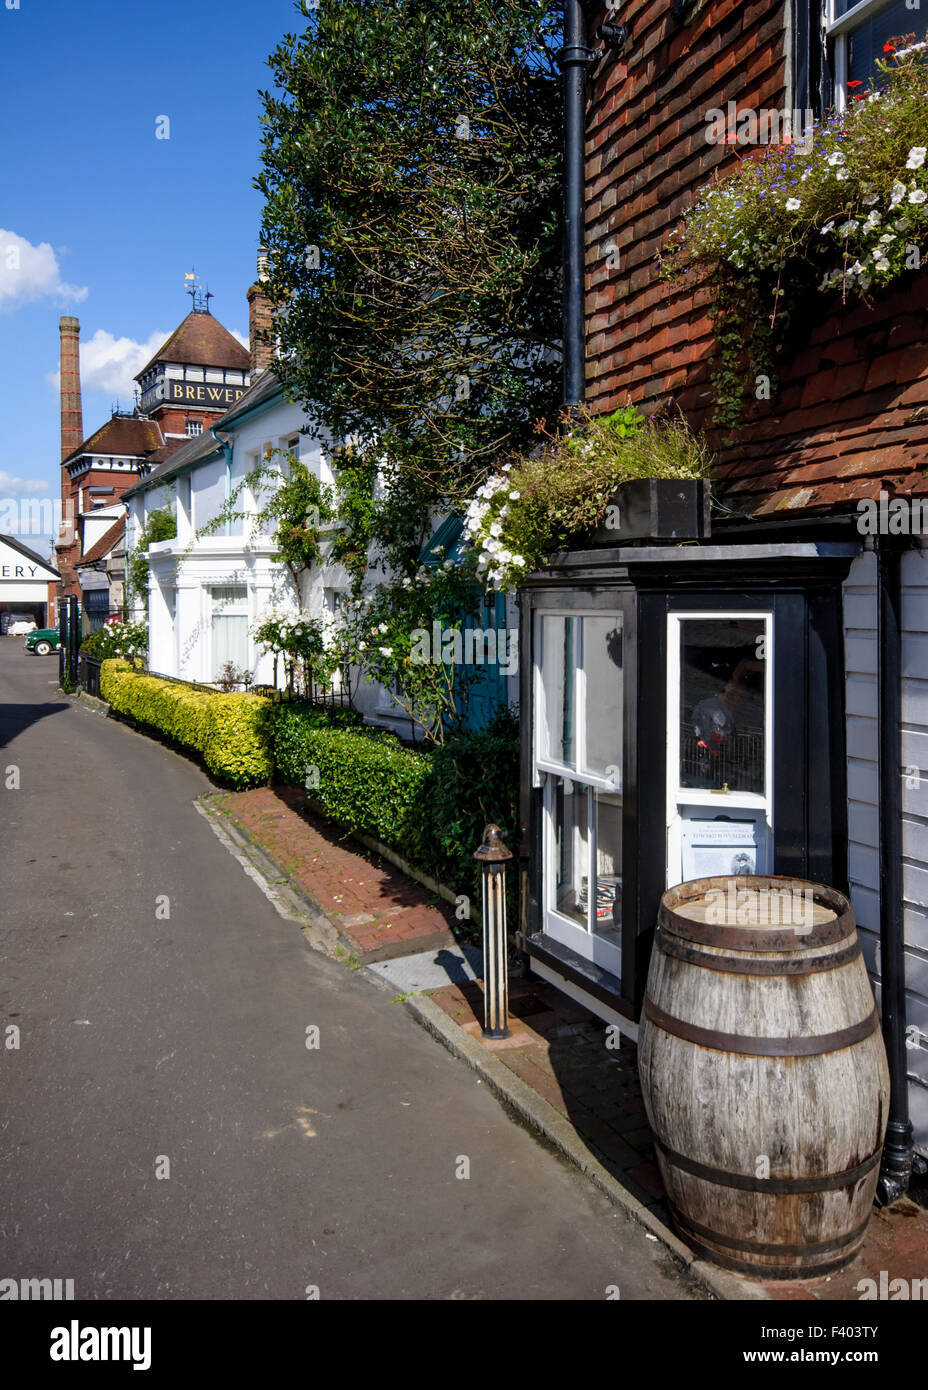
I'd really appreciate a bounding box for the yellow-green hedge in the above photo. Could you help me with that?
[100,659,273,788]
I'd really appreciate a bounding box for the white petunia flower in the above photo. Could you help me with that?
[890,181,907,207]
[906,147,927,170]
[785,198,801,211]
[827,151,845,166]
[835,168,849,181]
[379,646,392,657]
[909,189,927,205]
[509,490,521,500]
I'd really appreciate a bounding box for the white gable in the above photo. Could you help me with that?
[0,537,58,582]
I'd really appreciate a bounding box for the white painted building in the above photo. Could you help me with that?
[124,368,403,726]
[0,536,59,629]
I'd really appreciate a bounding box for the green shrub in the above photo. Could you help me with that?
[274,718,433,853]
[100,658,134,704]
[99,659,273,789]
[422,712,520,904]
[271,701,520,906]
[201,696,274,787]
[269,703,364,782]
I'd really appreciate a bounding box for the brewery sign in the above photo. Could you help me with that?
[166,381,247,407]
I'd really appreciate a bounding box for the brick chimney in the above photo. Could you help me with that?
[59,316,84,461]
[246,248,275,375]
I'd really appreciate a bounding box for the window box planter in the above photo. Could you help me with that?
[587,478,711,546]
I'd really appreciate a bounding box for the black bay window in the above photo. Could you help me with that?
[519,540,857,1025]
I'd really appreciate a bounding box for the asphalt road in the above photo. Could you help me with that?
[0,640,702,1300]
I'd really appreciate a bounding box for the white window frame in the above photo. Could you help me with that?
[825,0,907,109]
[209,584,251,680]
[666,611,774,890]
[533,610,622,793]
[533,609,624,973]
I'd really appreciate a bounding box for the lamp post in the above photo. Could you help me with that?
[475,824,512,1039]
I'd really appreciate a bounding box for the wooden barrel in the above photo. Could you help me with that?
[637,875,889,1280]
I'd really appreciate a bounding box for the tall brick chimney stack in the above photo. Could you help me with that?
[59,316,83,462]
[246,248,275,376]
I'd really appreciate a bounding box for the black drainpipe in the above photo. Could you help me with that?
[875,535,915,1204]
[557,0,596,409]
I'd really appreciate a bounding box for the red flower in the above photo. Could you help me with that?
[884,42,896,52]
[847,80,863,88]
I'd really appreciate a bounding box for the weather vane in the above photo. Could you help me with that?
[184,268,212,313]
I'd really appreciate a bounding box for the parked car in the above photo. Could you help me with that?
[24,627,61,656]
[6,615,37,636]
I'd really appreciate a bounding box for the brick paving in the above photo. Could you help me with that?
[212,784,928,1300]
[213,785,459,962]
[427,975,928,1301]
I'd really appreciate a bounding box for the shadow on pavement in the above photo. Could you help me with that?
[0,700,71,749]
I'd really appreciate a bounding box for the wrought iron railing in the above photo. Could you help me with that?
[77,655,103,699]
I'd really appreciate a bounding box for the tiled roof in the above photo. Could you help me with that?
[712,277,928,519]
[123,369,287,498]
[136,311,250,378]
[79,516,126,566]
[64,416,164,467]
[218,367,282,421]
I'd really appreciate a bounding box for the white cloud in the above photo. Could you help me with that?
[0,470,50,499]
[46,328,170,402]
[231,328,249,351]
[0,229,87,311]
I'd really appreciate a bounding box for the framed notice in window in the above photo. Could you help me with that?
[680,814,765,880]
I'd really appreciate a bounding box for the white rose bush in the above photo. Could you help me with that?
[253,608,336,694]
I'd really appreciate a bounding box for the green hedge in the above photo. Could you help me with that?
[100,659,274,788]
[270,702,520,903]
[272,707,433,856]
[425,718,520,902]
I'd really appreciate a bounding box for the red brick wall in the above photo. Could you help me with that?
[56,467,140,599]
[247,281,275,375]
[59,317,83,462]
[585,0,787,411]
[148,405,226,438]
[583,1,928,513]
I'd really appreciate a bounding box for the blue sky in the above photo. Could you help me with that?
[0,0,305,549]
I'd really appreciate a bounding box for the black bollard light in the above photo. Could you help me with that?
[475,824,512,1039]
